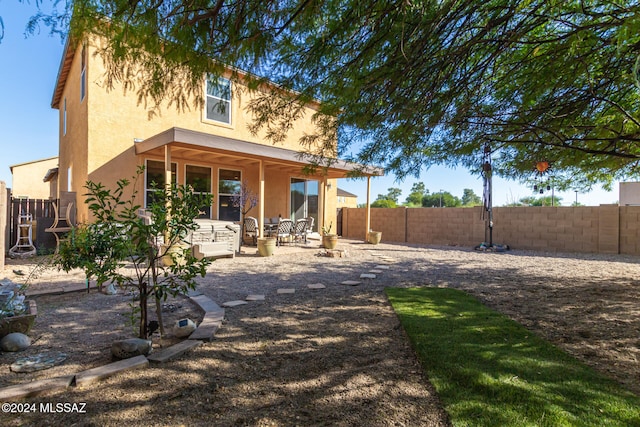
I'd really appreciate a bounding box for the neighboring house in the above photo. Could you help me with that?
[50,36,382,235]
[9,156,59,200]
[336,188,358,208]
[620,182,640,205]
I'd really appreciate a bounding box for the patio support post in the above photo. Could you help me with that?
[365,176,372,241]
[164,145,172,243]
[258,160,265,238]
[321,177,327,233]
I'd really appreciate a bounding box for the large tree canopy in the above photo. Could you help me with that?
[17,0,640,189]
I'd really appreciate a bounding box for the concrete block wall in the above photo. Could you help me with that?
[620,206,640,254]
[342,207,407,242]
[343,205,640,255]
[406,207,484,246]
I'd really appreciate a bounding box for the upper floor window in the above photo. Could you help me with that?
[80,44,87,102]
[206,76,231,124]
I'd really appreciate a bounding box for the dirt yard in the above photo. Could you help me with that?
[1,240,639,426]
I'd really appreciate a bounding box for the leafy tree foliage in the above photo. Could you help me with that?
[405,182,428,207]
[422,191,461,208]
[461,189,482,207]
[371,198,397,208]
[518,195,563,207]
[18,1,640,189]
[372,187,401,207]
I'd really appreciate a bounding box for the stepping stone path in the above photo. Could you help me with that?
[341,280,361,286]
[11,352,68,373]
[222,300,249,307]
[246,294,265,301]
[277,288,295,294]
[307,283,326,289]
[369,269,383,274]
[374,265,390,270]
[360,273,376,279]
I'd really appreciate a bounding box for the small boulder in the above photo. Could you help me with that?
[1,332,31,352]
[173,318,197,338]
[103,282,118,295]
[111,338,152,359]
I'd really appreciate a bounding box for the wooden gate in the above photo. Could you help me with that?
[8,198,56,254]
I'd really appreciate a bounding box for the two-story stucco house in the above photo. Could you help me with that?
[50,36,382,237]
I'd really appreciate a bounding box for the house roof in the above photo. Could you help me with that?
[9,156,59,173]
[43,168,59,183]
[337,188,358,198]
[135,127,383,179]
[51,37,75,108]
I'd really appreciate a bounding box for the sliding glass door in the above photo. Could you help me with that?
[290,178,318,231]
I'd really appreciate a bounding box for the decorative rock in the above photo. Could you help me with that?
[173,318,197,338]
[104,282,118,295]
[11,352,67,373]
[0,332,31,352]
[111,338,153,359]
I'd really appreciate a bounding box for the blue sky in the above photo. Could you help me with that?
[0,1,622,206]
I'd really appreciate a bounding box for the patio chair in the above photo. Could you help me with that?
[305,216,315,233]
[292,218,309,245]
[243,216,259,245]
[274,218,294,246]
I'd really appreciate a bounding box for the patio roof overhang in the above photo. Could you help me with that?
[134,127,384,179]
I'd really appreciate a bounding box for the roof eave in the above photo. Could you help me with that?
[51,37,75,109]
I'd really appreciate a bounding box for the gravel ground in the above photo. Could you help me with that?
[1,239,639,426]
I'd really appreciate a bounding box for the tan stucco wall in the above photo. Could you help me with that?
[336,195,358,209]
[10,157,59,199]
[55,38,335,223]
[54,42,89,215]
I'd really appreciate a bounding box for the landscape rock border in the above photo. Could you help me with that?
[0,290,224,400]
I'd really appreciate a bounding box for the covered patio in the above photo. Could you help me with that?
[134,127,383,243]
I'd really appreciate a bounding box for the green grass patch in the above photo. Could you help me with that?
[386,287,640,427]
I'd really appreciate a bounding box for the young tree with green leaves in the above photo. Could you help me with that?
[55,167,212,339]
